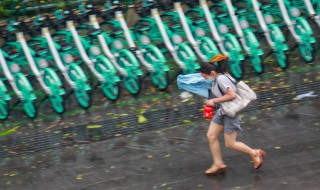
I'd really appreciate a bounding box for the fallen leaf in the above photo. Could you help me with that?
[0,126,20,136]
[86,125,102,129]
[76,175,83,180]
[138,115,148,123]
[181,99,190,102]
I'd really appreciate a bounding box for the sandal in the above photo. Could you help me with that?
[252,149,266,169]
[205,164,227,176]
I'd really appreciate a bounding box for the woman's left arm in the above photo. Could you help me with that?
[206,87,236,106]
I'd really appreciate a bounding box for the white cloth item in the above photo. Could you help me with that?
[179,92,193,99]
[296,91,317,99]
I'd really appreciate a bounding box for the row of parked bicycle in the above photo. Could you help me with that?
[0,0,319,119]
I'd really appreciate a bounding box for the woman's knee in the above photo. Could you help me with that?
[206,132,219,142]
[225,140,235,149]
[224,132,237,149]
[206,122,224,142]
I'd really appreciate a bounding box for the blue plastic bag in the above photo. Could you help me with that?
[177,73,212,98]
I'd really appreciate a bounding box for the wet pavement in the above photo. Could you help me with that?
[0,16,320,190]
[0,95,319,190]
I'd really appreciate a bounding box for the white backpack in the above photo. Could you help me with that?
[217,75,257,117]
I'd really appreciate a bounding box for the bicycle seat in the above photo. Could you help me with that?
[236,9,247,15]
[110,29,123,37]
[89,29,103,37]
[138,25,151,32]
[217,13,228,19]
[261,4,272,10]
[34,47,48,56]
[59,42,73,51]
[192,18,206,25]
[169,21,182,30]
[7,52,20,59]
[129,47,137,52]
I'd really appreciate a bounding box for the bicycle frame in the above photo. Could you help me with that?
[303,0,320,28]
[250,0,289,69]
[42,27,92,108]
[114,11,156,72]
[224,0,264,74]
[113,11,170,90]
[88,15,128,77]
[277,0,316,63]
[151,8,199,74]
[199,0,244,78]
[17,32,68,113]
[175,2,219,62]
[88,16,143,95]
[0,47,37,118]
[67,21,105,83]
[0,51,12,120]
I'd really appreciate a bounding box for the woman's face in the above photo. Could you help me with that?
[201,71,217,79]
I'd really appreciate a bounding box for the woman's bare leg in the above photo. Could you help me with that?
[224,132,266,169]
[206,122,225,166]
[223,132,255,156]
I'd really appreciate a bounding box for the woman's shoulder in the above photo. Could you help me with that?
[217,73,236,84]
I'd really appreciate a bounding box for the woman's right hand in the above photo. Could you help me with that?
[206,99,216,107]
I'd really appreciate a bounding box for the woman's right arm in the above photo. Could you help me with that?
[206,87,236,106]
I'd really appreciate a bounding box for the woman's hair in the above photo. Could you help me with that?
[199,54,228,75]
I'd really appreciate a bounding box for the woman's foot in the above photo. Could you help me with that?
[205,164,227,176]
[252,149,266,169]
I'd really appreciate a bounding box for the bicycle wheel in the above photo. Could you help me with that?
[275,49,289,69]
[224,40,244,79]
[123,76,141,95]
[177,45,199,74]
[244,31,264,74]
[299,42,315,63]
[16,74,37,118]
[145,47,169,90]
[68,67,91,108]
[43,69,65,113]
[23,100,37,118]
[228,58,244,79]
[150,71,169,90]
[294,22,315,63]
[49,95,65,114]
[95,61,121,101]
[74,87,91,108]
[0,99,9,120]
[269,26,289,69]
[101,81,121,101]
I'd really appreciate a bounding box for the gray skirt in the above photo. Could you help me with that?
[211,109,243,134]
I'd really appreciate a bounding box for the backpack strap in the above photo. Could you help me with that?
[216,73,237,95]
[216,75,225,95]
[217,82,224,95]
[223,73,238,84]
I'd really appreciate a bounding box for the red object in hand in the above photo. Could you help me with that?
[203,105,214,119]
